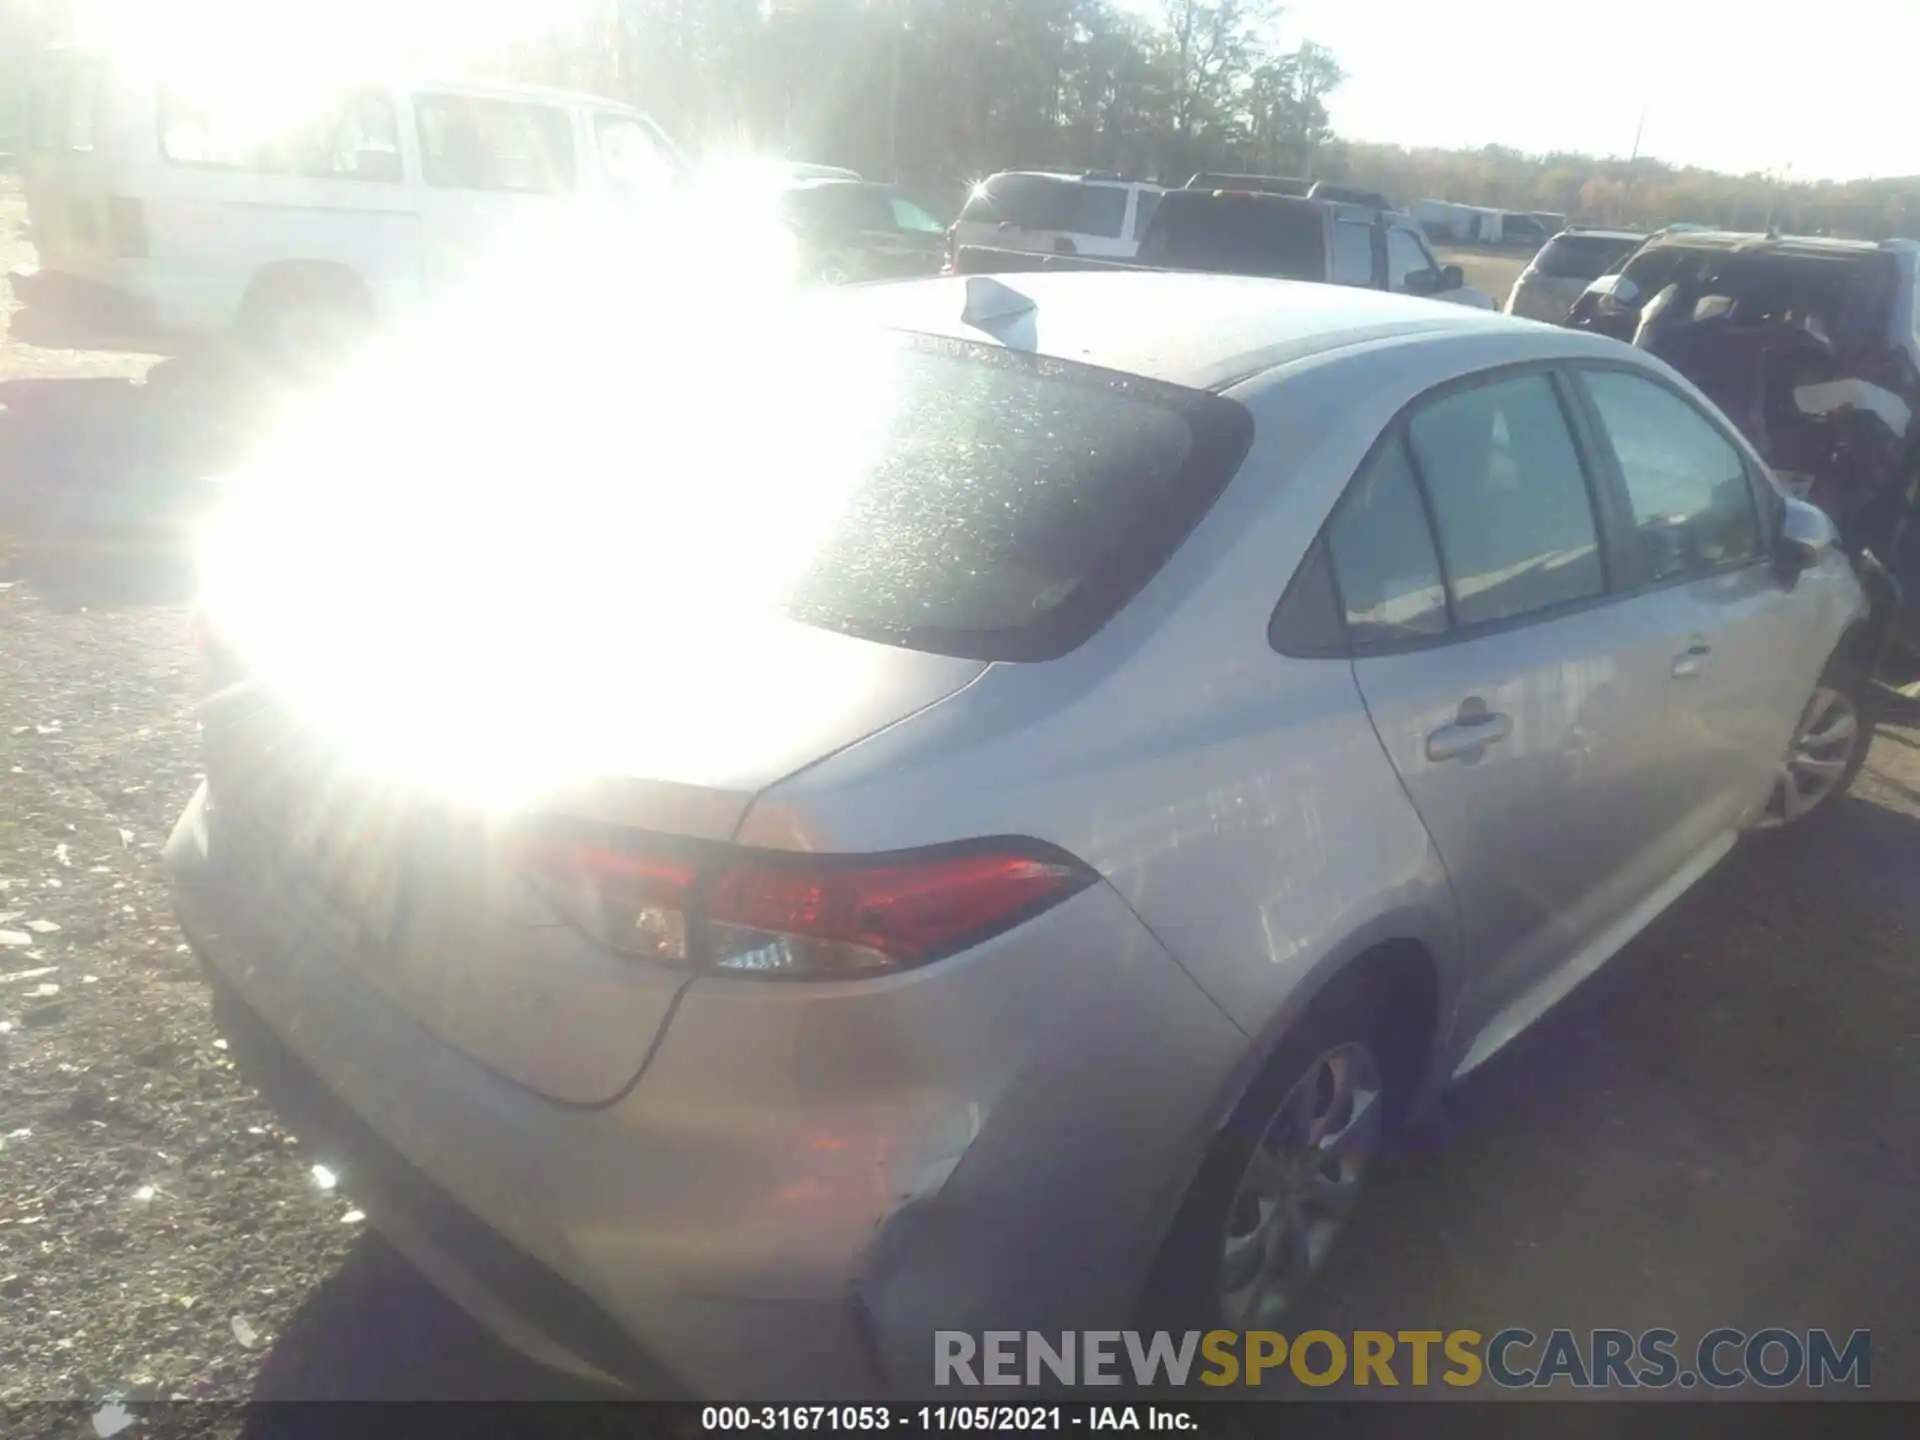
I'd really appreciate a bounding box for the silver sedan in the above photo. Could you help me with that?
[168,271,1871,1399]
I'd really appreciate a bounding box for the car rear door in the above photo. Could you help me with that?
[1325,367,1695,1057]
[1570,362,1831,834]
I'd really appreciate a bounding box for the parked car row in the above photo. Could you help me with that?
[950,186,1494,310]
[946,169,1416,265]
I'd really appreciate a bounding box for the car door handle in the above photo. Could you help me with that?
[1672,641,1713,678]
[1426,700,1512,763]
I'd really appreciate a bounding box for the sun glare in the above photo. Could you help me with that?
[77,0,912,809]
[198,222,903,809]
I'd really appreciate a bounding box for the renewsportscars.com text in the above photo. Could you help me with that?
[933,1328,1871,1390]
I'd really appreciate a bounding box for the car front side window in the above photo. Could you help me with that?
[1387,227,1434,290]
[1579,367,1764,585]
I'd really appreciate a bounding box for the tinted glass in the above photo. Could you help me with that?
[1408,373,1605,627]
[773,337,1248,660]
[1534,235,1642,280]
[1142,195,1327,277]
[1330,221,1373,285]
[1270,540,1347,656]
[1386,227,1431,289]
[1583,369,1763,582]
[792,184,893,230]
[889,196,944,233]
[1327,436,1449,644]
[418,96,576,194]
[965,175,1127,237]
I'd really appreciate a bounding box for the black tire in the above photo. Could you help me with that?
[1138,969,1412,1334]
[1756,649,1875,833]
[239,268,373,383]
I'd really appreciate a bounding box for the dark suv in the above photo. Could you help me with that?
[1569,229,1920,669]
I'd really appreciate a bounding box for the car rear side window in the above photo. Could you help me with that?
[1535,235,1639,281]
[1580,368,1763,583]
[778,336,1252,661]
[161,86,401,182]
[1147,197,1329,278]
[1407,373,1605,627]
[1326,435,1450,645]
[964,176,1127,238]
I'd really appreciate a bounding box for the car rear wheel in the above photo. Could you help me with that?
[1756,655,1873,830]
[240,268,373,384]
[1140,974,1407,1331]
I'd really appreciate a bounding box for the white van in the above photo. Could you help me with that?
[10,47,685,369]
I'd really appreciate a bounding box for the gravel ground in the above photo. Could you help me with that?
[3,186,359,1410]
[1,185,601,1424]
[3,178,1919,1421]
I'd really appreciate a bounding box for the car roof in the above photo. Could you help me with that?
[1639,229,1913,258]
[783,178,890,195]
[1553,229,1646,242]
[824,272,1528,392]
[986,170,1158,190]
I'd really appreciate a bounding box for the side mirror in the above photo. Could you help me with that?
[1403,267,1444,296]
[1440,264,1465,291]
[1776,497,1836,575]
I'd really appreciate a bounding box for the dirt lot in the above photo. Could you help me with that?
[1436,246,1530,307]
[3,186,1918,1414]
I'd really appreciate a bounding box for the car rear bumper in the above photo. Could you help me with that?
[166,782,1247,1399]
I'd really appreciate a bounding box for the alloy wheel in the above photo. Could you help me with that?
[1218,1040,1384,1327]
[1760,685,1861,827]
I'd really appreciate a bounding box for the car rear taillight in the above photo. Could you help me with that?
[517,833,700,965]
[517,832,1093,980]
[108,197,148,259]
[942,226,957,275]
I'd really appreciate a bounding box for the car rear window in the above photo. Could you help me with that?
[961,176,1129,239]
[778,335,1253,661]
[1534,235,1642,280]
[1140,195,1328,279]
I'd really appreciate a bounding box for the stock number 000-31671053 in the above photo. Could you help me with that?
[701,1407,1075,1431]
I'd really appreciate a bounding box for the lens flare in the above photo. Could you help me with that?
[198,229,904,809]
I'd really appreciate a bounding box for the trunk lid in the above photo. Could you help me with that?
[201,618,986,1104]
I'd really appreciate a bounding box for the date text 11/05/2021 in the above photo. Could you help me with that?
[702,1407,1194,1431]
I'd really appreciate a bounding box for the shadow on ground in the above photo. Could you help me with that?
[1302,777,1920,1398]
[0,370,257,610]
[241,1234,621,1405]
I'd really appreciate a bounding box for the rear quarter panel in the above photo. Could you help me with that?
[735,341,1549,1060]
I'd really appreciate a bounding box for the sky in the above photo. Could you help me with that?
[1152,0,1913,183]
